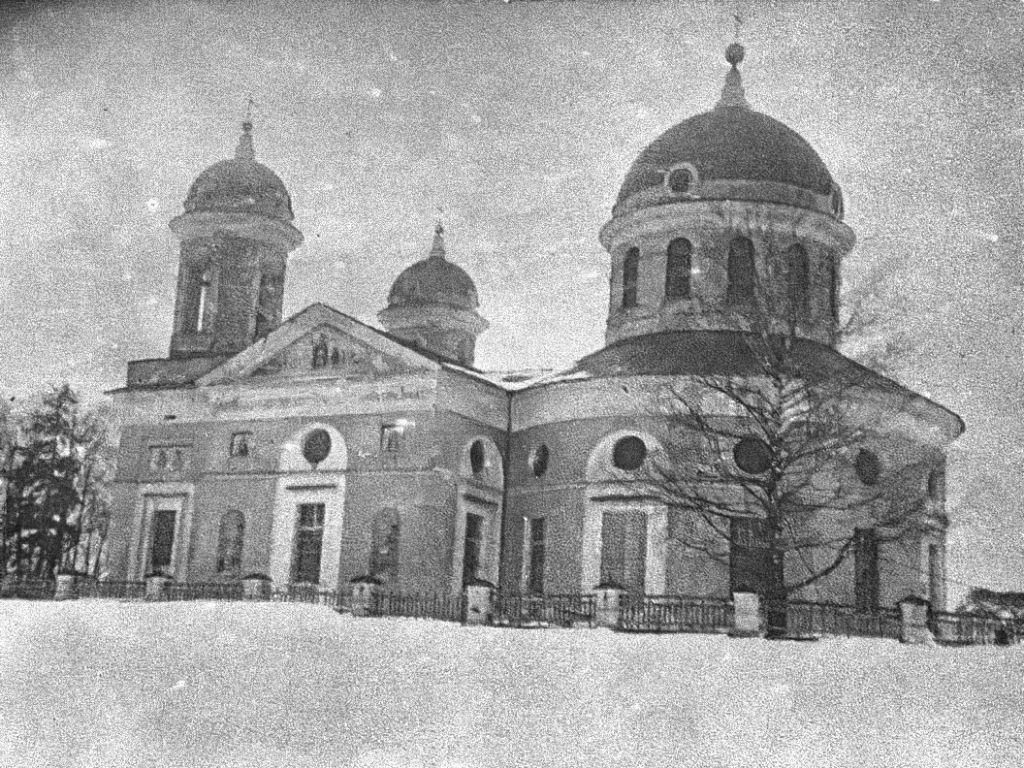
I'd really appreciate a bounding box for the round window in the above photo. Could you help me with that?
[668,168,693,194]
[612,436,647,471]
[733,437,771,474]
[530,444,550,477]
[302,429,332,466]
[470,440,486,475]
[855,449,881,486]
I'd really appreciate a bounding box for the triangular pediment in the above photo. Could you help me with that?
[197,303,438,386]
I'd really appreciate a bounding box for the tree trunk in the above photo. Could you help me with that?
[764,507,788,637]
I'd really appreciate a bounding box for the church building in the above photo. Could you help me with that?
[106,45,963,610]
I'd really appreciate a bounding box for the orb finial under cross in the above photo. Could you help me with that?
[726,41,745,68]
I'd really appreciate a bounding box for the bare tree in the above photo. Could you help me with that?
[837,249,914,377]
[637,222,924,633]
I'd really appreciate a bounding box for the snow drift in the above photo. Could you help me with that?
[1,601,1021,768]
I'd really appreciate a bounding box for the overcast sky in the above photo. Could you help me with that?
[0,0,1021,598]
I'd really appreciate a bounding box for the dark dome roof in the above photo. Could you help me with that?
[184,158,294,222]
[387,228,479,311]
[388,257,479,311]
[616,106,835,207]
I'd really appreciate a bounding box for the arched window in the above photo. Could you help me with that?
[216,510,245,578]
[254,273,278,339]
[831,188,844,219]
[665,238,692,300]
[787,245,810,319]
[470,440,486,475]
[829,257,840,322]
[928,468,945,501]
[192,268,214,332]
[622,247,640,308]
[726,237,755,304]
[369,508,400,585]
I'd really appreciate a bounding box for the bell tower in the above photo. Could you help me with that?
[168,121,303,359]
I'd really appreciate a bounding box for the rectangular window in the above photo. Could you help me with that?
[600,510,646,593]
[150,509,177,573]
[522,517,546,594]
[462,513,484,586]
[854,528,880,612]
[292,503,325,584]
[229,432,251,458]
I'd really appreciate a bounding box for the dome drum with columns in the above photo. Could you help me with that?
[108,45,962,613]
[601,44,854,349]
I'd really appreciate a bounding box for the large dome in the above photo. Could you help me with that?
[616,106,835,207]
[612,44,842,219]
[386,226,479,311]
[183,123,295,222]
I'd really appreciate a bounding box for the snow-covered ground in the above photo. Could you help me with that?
[1,601,1022,768]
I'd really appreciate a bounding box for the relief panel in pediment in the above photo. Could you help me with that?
[253,327,420,380]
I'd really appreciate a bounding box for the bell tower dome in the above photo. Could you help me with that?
[167,120,303,359]
[599,44,855,348]
[378,223,488,367]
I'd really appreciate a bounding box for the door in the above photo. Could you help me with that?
[600,509,646,594]
[150,509,177,574]
[462,513,484,585]
[854,528,880,612]
[292,503,325,584]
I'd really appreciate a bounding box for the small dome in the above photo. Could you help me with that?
[386,225,479,311]
[616,108,835,207]
[183,123,295,222]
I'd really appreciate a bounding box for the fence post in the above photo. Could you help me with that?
[729,590,763,638]
[145,574,170,601]
[349,576,381,617]
[54,573,78,601]
[591,583,625,629]
[463,579,494,626]
[898,595,934,645]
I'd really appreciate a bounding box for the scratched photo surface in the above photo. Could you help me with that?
[0,1,1022,766]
